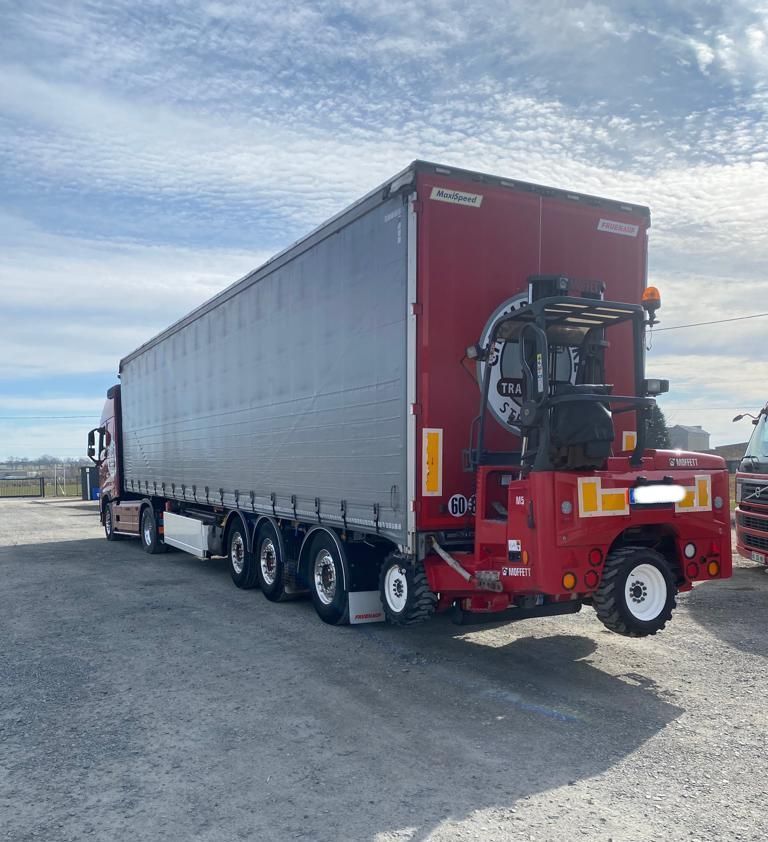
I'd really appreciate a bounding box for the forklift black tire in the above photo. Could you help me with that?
[104,501,123,542]
[140,506,166,554]
[228,521,258,589]
[308,532,349,625]
[379,556,437,625]
[255,521,287,601]
[593,546,677,637]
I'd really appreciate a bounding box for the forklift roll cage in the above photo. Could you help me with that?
[470,294,655,473]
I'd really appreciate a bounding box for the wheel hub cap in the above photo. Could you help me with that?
[314,550,336,605]
[143,514,153,545]
[384,565,408,613]
[231,534,245,575]
[260,539,277,585]
[625,563,666,621]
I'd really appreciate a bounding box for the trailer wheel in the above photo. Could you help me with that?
[140,506,166,555]
[593,546,677,637]
[379,556,437,625]
[228,521,258,589]
[104,501,122,542]
[255,521,286,601]
[308,533,349,625]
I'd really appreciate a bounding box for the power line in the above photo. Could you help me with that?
[0,415,98,420]
[655,312,768,332]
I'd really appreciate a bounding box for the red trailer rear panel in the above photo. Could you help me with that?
[413,168,650,536]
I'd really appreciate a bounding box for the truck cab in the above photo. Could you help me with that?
[87,385,122,526]
[734,405,768,566]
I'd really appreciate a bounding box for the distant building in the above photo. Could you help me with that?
[669,424,710,452]
[708,442,749,474]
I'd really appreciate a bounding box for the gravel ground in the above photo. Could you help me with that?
[1,498,766,842]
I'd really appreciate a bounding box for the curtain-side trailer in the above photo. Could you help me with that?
[89,161,731,633]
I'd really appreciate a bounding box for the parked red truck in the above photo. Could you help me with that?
[89,161,732,634]
[734,404,768,566]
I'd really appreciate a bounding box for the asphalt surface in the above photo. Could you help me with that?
[1,498,767,842]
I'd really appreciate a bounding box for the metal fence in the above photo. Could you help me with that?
[0,477,46,498]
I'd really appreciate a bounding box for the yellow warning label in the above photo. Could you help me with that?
[422,428,443,497]
[675,474,712,513]
[578,477,630,518]
[581,478,598,514]
[622,430,637,451]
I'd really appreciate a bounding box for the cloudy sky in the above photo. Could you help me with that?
[1,0,767,458]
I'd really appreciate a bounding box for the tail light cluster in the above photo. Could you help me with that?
[563,547,605,592]
[683,541,722,579]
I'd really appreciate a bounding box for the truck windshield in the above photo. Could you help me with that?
[744,414,768,459]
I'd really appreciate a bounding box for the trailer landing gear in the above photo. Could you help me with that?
[379,557,437,625]
[593,546,677,637]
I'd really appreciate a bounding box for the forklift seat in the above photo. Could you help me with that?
[550,384,615,469]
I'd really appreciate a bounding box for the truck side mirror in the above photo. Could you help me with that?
[87,427,105,464]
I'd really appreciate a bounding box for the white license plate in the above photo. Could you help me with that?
[751,551,766,565]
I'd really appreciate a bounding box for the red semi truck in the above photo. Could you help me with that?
[734,404,768,566]
[88,161,732,635]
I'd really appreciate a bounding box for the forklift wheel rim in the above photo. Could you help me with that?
[625,562,667,621]
[384,565,408,613]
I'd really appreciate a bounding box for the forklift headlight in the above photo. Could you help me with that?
[684,543,696,559]
[643,378,669,396]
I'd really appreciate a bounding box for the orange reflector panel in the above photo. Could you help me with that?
[707,560,720,577]
[562,572,577,590]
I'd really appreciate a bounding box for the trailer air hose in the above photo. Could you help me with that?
[430,537,473,583]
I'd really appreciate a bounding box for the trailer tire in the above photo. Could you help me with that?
[228,521,258,589]
[104,501,122,542]
[593,546,677,637]
[308,532,349,625]
[255,521,286,601]
[140,506,166,554]
[379,556,437,625]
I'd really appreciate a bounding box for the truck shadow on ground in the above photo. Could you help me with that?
[686,563,768,658]
[1,535,688,842]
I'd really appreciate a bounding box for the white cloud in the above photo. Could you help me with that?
[0,419,94,459]
[1,0,767,457]
[0,396,105,413]
[0,212,267,377]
